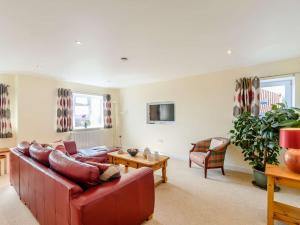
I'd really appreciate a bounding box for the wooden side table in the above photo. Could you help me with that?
[0,155,7,175]
[266,164,300,225]
[0,148,9,175]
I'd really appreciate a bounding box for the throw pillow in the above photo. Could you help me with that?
[86,161,121,181]
[209,138,224,150]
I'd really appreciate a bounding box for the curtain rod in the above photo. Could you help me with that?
[259,72,298,79]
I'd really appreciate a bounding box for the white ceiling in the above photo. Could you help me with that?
[1,0,300,87]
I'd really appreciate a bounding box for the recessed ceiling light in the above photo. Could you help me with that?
[76,41,82,45]
[121,57,128,61]
[227,49,232,55]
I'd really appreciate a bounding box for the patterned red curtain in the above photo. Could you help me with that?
[0,84,12,138]
[57,88,73,132]
[233,77,260,117]
[103,94,112,128]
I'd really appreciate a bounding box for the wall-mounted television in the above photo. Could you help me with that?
[147,102,175,124]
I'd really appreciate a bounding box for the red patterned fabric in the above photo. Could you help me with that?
[233,77,260,117]
[57,88,73,132]
[103,94,112,128]
[0,84,12,138]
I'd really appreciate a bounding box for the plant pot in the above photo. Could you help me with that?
[253,169,267,189]
[252,168,280,191]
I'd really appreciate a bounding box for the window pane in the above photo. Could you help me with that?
[260,77,294,115]
[73,93,104,129]
[74,106,89,116]
[75,96,88,105]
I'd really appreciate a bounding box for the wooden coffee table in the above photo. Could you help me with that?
[108,151,169,186]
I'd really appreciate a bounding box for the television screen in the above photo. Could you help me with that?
[148,103,175,123]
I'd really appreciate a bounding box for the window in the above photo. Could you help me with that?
[260,76,295,115]
[73,93,104,129]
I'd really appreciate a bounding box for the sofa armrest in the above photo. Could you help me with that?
[70,167,155,225]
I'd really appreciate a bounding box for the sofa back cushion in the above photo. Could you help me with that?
[63,140,78,155]
[29,143,53,166]
[16,141,31,156]
[49,150,100,186]
[47,140,67,153]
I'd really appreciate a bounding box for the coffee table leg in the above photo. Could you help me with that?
[162,161,167,183]
[4,157,7,174]
[125,165,129,173]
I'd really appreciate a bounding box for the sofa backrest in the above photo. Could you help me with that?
[63,141,78,155]
[10,148,22,195]
[10,148,83,225]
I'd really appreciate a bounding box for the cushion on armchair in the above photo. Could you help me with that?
[190,152,206,166]
[209,138,224,150]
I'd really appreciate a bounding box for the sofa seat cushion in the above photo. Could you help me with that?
[72,154,108,163]
[16,141,31,156]
[190,152,207,166]
[78,146,116,157]
[49,150,100,186]
[29,143,53,166]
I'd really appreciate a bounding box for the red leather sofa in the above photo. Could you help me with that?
[10,146,155,225]
[63,141,118,163]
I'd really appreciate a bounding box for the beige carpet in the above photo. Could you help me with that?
[0,159,299,225]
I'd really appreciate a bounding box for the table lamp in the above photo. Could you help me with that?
[280,128,300,173]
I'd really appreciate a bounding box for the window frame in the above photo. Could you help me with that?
[72,92,104,130]
[260,75,295,114]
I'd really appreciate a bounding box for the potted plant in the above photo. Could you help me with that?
[230,103,299,189]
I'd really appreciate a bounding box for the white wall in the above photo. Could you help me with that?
[120,57,300,173]
[0,74,120,148]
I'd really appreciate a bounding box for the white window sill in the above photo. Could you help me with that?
[72,127,104,132]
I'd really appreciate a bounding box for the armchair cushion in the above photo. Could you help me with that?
[190,152,206,166]
[209,138,224,150]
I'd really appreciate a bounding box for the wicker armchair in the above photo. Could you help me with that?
[189,137,230,178]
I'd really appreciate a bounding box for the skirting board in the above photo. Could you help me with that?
[159,151,252,174]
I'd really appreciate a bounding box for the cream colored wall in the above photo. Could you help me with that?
[0,74,120,148]
[120,57,300,173]
[1,57,300,172]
